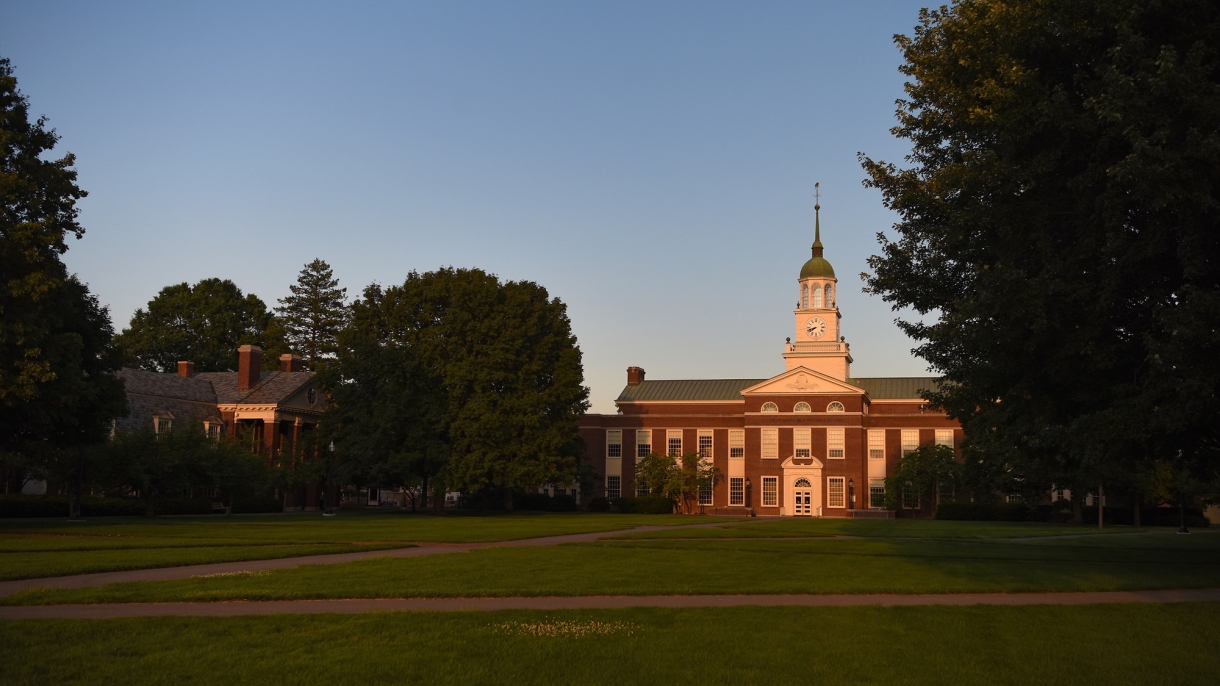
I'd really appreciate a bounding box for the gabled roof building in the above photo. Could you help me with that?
[578,204,961,517]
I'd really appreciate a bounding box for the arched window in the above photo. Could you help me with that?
[794,478,812,487]
[812,285,823,308]
[793,402,811,413]
[761,402,779,413]
[825,283,833,306]
[801,284,808,309]
[826,401,845,412]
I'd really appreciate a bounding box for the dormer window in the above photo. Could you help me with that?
[826,401,845,412]
[155,416,173,434]
[307,388,318,406]
[761,402,779,413]
[793,402,811,413]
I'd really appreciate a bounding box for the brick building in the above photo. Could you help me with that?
[578,206,961,516]
[116,345,327,509]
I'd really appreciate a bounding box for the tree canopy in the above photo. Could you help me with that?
[116,278,287,372]
[275,259,348,370]
[861,0,1220,496]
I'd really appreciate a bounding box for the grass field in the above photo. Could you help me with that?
[3,603,1218,685]
[0,511,704,580]
[9,525,1218,605]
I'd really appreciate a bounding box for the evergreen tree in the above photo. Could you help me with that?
[275,259,348,370]
[860,1,1220,499]
[116,278,287,372]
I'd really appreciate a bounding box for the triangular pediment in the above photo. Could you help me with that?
[740,367,864,396]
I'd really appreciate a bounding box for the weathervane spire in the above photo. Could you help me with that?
[812,182,823,256]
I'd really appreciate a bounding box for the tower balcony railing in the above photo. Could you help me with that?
[785,341,849,353]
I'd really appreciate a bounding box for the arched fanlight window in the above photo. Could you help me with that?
[801,284,808,309]
[794,478,812,487]
[826,401,846,412]
[812,285,823,308]
[793,402,811,413]
[825,283,833,306]
[761,402,779,413]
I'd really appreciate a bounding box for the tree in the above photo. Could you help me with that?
[275,259,348,370]
[633,453,718,514]
[860,0,1220,506]
[116,278,287,372]
[884,444,960,517]
[0,58,127,516]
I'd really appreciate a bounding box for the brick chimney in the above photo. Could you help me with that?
[176,361,194,378]
[627,366,646,385]
[237,345,263,390]
[280,354,304,373]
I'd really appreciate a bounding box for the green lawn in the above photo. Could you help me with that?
[10,528,1219,605]
[606,517,1159,539]
[0,511,707,580]
[3,604,1218,685]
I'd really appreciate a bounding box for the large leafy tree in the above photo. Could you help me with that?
[860,0,1220,505]
[275,259,348,370]
[0,57,126,510]
[116,278,287,372]
[326,267,589,510]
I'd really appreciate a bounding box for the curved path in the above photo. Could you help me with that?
[0,521,743,597]
[3,588,1219,619]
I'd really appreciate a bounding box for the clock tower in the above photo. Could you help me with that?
[782,193,852,379]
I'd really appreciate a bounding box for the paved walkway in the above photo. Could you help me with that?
[0,522,741,597]
[3,588,1219,619]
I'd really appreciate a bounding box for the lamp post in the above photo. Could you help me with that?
[745,477,752,514]
[848,478,855,511]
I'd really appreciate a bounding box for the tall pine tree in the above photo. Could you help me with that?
[276,259,348,370]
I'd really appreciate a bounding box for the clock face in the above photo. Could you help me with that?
[805,317,827,338]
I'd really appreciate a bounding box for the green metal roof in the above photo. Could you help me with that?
[616,379,767,402]
[614,376,942,402]
[800,255,836,279]
[847,377,942,399]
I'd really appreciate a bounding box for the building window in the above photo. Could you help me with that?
[698,430,713,458]
[636,478,649,497]
[762,476,778,507]
[825,283,833,306]
[827,427,844,459]
[812,285,823,308]
[801,284,808,309]
[206,422,223,439]
[155,417,173,434]
[636,430,652,459]
[827,477,845,508]
[729,430,744,458]
[729,477,744,506]
[938,482,955,503]
[793,402,811,413]
[869,479,885,508]
[667,430,682,457]
[868,430,885,460]
[826,401,845,412]
[903,483,920,509]
[606,430,622,458]
[606,476,621,499]
[935,429,954,448]
[699,483,712,506]
[761,402,778,413]
[762,428,778,459]
[794,428,811,458]
[901,430,920,455]
[1008,493,1023,504]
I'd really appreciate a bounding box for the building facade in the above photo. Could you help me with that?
[578,206,962,516]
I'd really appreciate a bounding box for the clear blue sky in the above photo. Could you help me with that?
[2,1,933,413]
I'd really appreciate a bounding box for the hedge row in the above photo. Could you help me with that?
[613,496,676,514]
[0,495,284,518]
[935,501,1210,527]
[513,492,579,512]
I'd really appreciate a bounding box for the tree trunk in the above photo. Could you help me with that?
[226,491,235,517]
[504,489,514,512]
[1097,485,1104,529]
[1133,493,1140,527]
[68,447,84,520]
[145,493,155,517]
[1178,488,1190,534]
[421,474,429,510]
[1070,492,1083,526]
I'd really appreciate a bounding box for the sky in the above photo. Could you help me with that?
[2,0,934,413]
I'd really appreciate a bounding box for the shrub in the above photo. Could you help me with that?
[230,495,284,514]
[935,501,1037,522]
[588,497,611,512]
[513,492,579,512]
[0,495,215,518]
[613,496,675,514]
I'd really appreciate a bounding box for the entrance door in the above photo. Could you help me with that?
[793,478,813,516]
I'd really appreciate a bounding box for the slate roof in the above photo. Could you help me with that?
[194,371,316,405]
[117,368,217,403]
[616,379,768,402]
[846,377,941,400]
[614,376,942,402]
